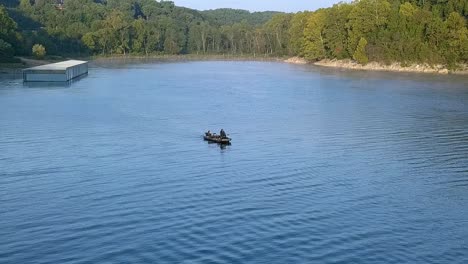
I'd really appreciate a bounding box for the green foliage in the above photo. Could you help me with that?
[0,39,14,59]
[132,19,160,55]
[296,0,467,65]
[1,0,466,67]
[0,5,21,60]
[353,37,369,64]
[82,32,97,52]
[302,9,327,61]
[7,0,295,56]
[444,12,468,65]
[0,5,17,39]
[32,43,46,58]
[288,12,310,56]
[201,9,280,26]
[0,0,19,8]
[18,0,31,12]
[323,3,352,59]
[346,0,391,55]
[264,14,292,55]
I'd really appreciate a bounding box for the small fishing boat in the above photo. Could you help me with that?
[204,134,232,144]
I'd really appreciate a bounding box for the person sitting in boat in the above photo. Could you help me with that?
[205,130,212,137]
[220,129,227,139]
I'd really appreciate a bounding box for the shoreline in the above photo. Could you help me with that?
[284,57,468,75]
[2,55,467,75]
[0,57,60,74]
[0,54,286,73]
[91,54,287,64]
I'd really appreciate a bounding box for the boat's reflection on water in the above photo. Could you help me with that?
[206,141,231,150]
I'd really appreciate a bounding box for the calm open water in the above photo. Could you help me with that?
[1,61,468,263]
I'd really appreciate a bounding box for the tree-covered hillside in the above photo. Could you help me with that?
[201,9,281,26]
[0,0,290,58]
[0,0,467,67]
[296,0,468,67]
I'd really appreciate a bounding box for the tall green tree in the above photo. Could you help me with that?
[132,19,160,55]
[353,37,369,64]
[0,5,19,60]
[288,11,310,56]
[302,9,327,61]
[346,0,391,55]
[444,12,468,65]
[323,3,352,59]
[264,14,292,55]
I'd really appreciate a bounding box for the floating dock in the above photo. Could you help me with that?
[23,60,88,82]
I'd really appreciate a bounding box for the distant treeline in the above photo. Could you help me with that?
[0,0,467,67]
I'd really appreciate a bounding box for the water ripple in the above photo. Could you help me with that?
[1,61,468,264]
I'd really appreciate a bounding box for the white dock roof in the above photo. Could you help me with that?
[25,60,87,71]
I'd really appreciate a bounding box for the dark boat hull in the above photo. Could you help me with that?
[204,135,232,144]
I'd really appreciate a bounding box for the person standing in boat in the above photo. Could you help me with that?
[220,129,227,138]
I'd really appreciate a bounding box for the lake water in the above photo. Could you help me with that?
[1,61,467,263]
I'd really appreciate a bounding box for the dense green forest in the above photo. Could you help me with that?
[0,0,467,67]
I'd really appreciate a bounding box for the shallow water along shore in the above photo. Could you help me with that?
[284,57,468,75]
[315,59,468,74]
[92,54,287,63]
[4,55,468,76]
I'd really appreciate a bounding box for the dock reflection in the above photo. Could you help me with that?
[22,73,88,88]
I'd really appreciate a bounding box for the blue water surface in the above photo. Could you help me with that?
[1,61,467,263]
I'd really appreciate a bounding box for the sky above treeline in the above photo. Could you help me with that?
[172,0,341,12]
